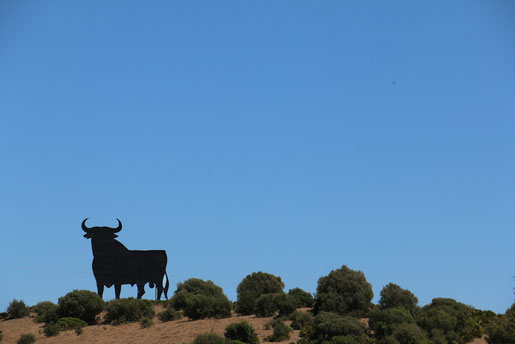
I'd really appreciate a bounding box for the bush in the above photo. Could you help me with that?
[194,333,227,344]
[379,284,418,312]
[289,310,314,330]
[368,307,415,339]
[32,301,59,324]
[16,334,35,344]
[58,290,104,324]
[158,306,182,322]
[105,298,155,324]
[43,323,60,337]
[289,288,315,308]
[265,319,292,342]
[312,312,368,343]
[254,294,279,317]
[275,293,297,316]
[140,317,153,328]
[416,298,479,344]
[56,317,88,330]
[485,314,515,344]
[313,266,373,317]
[224,321,259,344]
[171,278,232,320]
[390,323,431,344]
[236,272,284,315]
[7,299,29,319]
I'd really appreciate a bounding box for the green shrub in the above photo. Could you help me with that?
[75,327,83,335]
[313,266,373,317]
[254,294,278,317]
[236,272,285,315]
[43,323,60,337]
[171,278,232,320]
[158,306,182,322]
[7,299,29,319]
[289,288,315,308]
[224,321,259,344]
[105,298,155,324]
[390,323,431,344]
[58,290,104,324]
[16,334,35,344]
[485,314,515,344]
[289,310,314,330]
[0,330,3,342]
[312,312,368,343]
[33,301,59,324]
[379,284,418,312]
[265,319,292,342]
[416,298,479,344]
[56,317,88,330]
[194,333,227,344]
[368,307,415,339]
[140,317,153,328]
[0,312,7,320]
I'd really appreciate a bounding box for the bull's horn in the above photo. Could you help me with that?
[112,218,122,233]
[82,218,91,232]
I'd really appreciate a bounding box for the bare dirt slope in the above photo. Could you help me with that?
[0,307,302,344]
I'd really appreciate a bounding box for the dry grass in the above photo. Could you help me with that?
[0,307,302,344]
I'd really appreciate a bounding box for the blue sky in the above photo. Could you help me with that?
[1,1,514,314]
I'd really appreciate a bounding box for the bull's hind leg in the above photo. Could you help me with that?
[114,284,122,299]
[156,281,164,301]
[137,283,146,299]
[96,282,104,299]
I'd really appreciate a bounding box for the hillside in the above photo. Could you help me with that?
[0,305,488,344]
[0,305,304,344]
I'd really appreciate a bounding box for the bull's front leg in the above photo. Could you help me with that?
[114,284,122,299]
[96,282,104,299]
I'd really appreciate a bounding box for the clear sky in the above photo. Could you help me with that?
[1,1,514,314]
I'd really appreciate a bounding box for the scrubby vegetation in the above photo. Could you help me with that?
[288,288,315,308]
[314,265,374,317]
[32,301,59,324]
[105,297,155,325]
[16,334,35,344]
[264,319,292,342]
[171,278,232,320]
[158,305,182,321]
[7,299,29,319]
[56,317,88,330]
[2,266,513,344]
[236,272,285,315]
[194,333,227,344]
[379,283,418,312]
[224,321,259,344]
[58,289,104,324]
[43,323,60,337]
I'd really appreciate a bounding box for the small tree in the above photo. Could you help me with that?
[379,283,418,311]
[7,299,29,319]
[368,307,416,340]
[236,272,284,315]
[170,278,232,320]
[312,312,369,343]
[225,321,259,344]
[16,334,35,344]
[314,265,373,316]
[289,288,315,308]
[58,290,104,324]
[265,319,292,342]
[104,298,155,324]
[485,314,515,344]
[33,301,59,324]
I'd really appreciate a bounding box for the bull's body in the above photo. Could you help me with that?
[83,218,169,300]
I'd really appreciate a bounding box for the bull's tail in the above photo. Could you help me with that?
[164,271,169,300]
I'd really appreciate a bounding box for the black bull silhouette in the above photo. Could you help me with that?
[82,218,169,300]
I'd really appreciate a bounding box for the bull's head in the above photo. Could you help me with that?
[82,218,122,239]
